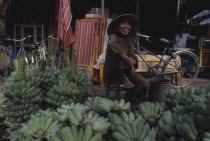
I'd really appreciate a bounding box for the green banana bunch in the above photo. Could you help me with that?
[112,120,156,141]
[83,111,110,134]
[203,132,210,141]
[108,113,123,130]
[172,105,188,114]
[165,88,193,108]
[157,111,177,139]
[85,97,114,113]
[49,125,102,141]
[137,102,164,125]
[57,103,90,123]
[1,72,43,131]
[113,99,131,111]
[175,114,197,141]
[45,80,83,107]
[12,114,62,141]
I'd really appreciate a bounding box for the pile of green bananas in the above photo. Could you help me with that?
[175,114,197,141]
[34,67,60,95]
[108,112,144,130]
[172,105,188,114]
[83,111,110,134]
[165,88,194,108]
[157,111,177,139]
[85,97,131,113]
[57,103,90,124]
[45,81,83,107]
[136,102,164,126]
[113,99,131,111]
[85,97,114,113]
[190,100,210,130]
[13,115,62,141]
[203,132,210,141]
[49,125,102,141]
[193,86,210,102]
[112,120,156,141]
[1,72,42,131]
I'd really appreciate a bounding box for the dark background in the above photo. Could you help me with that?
[6,0,210,37]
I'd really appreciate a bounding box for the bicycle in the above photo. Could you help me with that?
[134,32,199,89]
[31,35,58,67]
[0,35,31,81]
[31,35,70,70]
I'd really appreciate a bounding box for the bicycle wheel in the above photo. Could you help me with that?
[162,51,199,88]
[0,48,12,81]
[31,50,41,67]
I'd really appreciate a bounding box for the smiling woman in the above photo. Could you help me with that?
[103,14,150,102]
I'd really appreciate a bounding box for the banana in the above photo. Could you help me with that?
[139,104,149,119]
[59,127,73,141]
[124,122,134,139]
[68,110,80,126]
[49,136,62,141]
[61,104,72,110]
[98,103,111,112]
[72,108,83,122]
[161,112,176,128]
[142,128,156,141]
[112,114,123,125]
[46,120,62,134]
[40,116,47,130]
[120,112,129,122]
[57,108,67,114]
[186,118,197,137]
[92,122,110,132]
[90,113,99,123]
[88,111,94,120]
[59,114,68,122]
[120,102,131,110]
[71,125,78,141]
[89,133,102,141]
[137,121,144,139]
[144,102,152,117]
[184,123,197,141]
[78,127,85,141]
[113,132,127,141]
[116,125,130,139]
[114,100,119,110]
[118,99,125,108]
[139,123,149,141]
[131,121,138,140]
[158,120,176,136]
[82,124,93,141]
[128,112,135,123]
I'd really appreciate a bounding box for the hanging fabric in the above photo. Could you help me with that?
[56,0,75,47]
[73,18,106,66]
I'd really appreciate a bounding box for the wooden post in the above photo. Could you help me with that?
[176,0,181,24]
[101,0,104,17]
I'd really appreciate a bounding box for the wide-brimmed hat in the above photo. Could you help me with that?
[107,14,140,37]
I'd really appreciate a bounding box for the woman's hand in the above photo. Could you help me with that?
[127,57,137,66]
[120,53,137,66]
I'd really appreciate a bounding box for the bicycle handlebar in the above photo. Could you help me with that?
[7,35,31,42]
[136,32,152,43]
[31,35,58,48]
[136,32,151,38]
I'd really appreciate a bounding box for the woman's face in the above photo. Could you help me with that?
[118,21,131,35]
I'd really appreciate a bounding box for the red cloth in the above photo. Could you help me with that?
[75,21,97,65]
[56,0,75,47]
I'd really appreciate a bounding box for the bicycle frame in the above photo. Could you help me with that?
[134,47,180,76]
